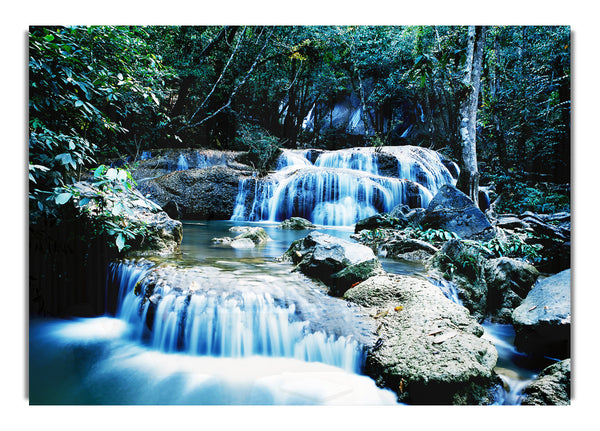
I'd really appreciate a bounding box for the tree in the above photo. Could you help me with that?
[456,26,486,206]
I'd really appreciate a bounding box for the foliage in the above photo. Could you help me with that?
[408,227,461,244]
[234,123,282,176]
[29,26,173,219]
[484,172,570,214]
[54,165,151,252]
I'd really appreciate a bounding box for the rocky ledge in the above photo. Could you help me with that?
[343,274,500,404]
[281,231,501,404]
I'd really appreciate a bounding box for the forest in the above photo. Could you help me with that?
[29,25,570,221]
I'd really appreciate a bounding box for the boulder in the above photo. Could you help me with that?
[72,181,182,255]
[512,269,571,359]
[136,166,246,220]
[484,257,539,322]
[428,240,539,323]
[520,359,570,405]
[229,226,271,245]
[420,185,495,240]
[282,231,384,296]
[280,217,316,230]
[354,213,407,233]
[212,226,271,248]
[344,274,500,405]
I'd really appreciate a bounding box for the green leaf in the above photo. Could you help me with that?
[93,165,106,178]
[115,233,125,252]
[55,192,73,205]
[74,100,84,107]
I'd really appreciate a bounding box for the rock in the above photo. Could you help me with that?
[212,227,270,248]
[72,181,182,255]
[344,274,500,405]
[381,237,439,258]
[231,226,271,245]
[137,166,246,220]
[484,257,539,322]
[280,217,316,230]
[520,359,570,405]
[420,185,495,240]
[428,240,539,323]
[282,231,384,296]
[512,269,571,359]
[162,200,180,220]
[354,213,407,233]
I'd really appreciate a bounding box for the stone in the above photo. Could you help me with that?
[280,217,316,230]
[282,231,384,296]
[72,181,182,255]
[520,359,570,405]
[354,213,407,233]
[233,227,271,245]
[484,257,539,318]
[344,274,500,405]
[512,269,571,359]
[421,185,495,240]
[137,166,247,220]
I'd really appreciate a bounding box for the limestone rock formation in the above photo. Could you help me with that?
[344,274,500,404]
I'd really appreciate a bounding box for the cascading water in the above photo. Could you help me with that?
[176,153,189,171]
[231,146,458,226]
[108,259,370,374]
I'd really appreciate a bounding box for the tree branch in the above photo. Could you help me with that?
[176,28,274,134]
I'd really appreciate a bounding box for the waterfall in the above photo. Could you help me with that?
[231,146,456,226]
[428,276,462,305]
[176,153,189,171]
[109,260,367,373]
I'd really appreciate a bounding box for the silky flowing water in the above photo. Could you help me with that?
[30,220,547,405]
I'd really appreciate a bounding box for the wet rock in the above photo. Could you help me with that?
[484,257,539,321]
[212,227,271,249]
[421,185,495,240]
[520,359,570,405]
[280,217,316,230]
[344,274,500,405]
[230,226,271,245]
[428,240,539,323]
[282,231,384,296]
[137,166,247,220]
[512,269,571,359]
[354,213,407,233]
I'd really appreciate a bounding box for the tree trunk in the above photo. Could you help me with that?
[457,26,486,206]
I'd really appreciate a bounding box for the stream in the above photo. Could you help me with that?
[29,220,548,405]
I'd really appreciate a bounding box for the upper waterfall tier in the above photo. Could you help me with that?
[232,145,458,226]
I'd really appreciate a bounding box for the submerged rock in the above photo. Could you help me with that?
[282,231,384,296]
[512,269,571,359]
[344,274,500,405]
[520,359,570,405]
[212,226,271,249]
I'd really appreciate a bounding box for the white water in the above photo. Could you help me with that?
[110,260,367,373]
[29,317,397,405]
[232,146,455,226]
